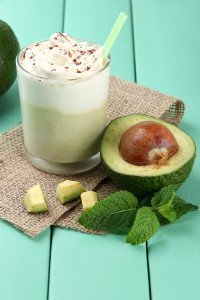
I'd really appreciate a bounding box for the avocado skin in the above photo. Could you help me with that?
[0,20,20,97]
[102,154,195,199]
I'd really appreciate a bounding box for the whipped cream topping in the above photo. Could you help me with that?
[20,32,105,79]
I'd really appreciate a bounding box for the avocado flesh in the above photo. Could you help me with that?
[56,180,85,204]
[81,191,98,211]
[100,114,196,198]
[23,184,48,213]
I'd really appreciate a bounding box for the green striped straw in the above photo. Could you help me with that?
[102,12,128,62]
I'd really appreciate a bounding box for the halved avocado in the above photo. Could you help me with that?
[100,114,195,198]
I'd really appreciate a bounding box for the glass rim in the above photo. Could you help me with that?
[16,40,110,83]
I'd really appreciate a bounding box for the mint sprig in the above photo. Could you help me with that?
[78,191,137,231]
[78,186,198,245]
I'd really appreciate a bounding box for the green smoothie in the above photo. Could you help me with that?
[22,100,107,163]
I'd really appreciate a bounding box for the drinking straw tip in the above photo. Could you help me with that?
[103,12,128,61]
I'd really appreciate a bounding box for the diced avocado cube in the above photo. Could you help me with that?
[81,191,98,211]
[56,180,85,204]
[23,184,48,213]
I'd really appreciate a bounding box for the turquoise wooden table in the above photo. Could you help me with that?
[0,1,200,299]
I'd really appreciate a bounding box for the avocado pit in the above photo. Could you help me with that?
[119,121,179,165]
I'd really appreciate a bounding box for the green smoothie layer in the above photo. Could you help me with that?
[21,100,107,163]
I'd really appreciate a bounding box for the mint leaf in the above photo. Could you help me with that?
[151,185,175,208]
[78,191,138,231]
[156,196,198,225]
[155,211,170,225]
[173,196,198,218]
[151,186,176,222]
[158,206,177,222]
[126,207,160,245]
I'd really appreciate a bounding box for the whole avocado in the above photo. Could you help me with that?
[100,114,196,198]
[0,20,20,97]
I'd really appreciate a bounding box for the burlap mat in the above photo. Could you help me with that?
[0,76,184,237]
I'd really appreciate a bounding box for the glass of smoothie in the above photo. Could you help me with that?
[16,32,110,174]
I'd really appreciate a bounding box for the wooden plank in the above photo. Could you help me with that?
[0,81,21,133]
[132,1,200,299]
[0,1,64,299]
[0,222,51,300]
[0,0,64,48]
[49,230,149,300]
[49,1,149,300]
[0,0,64,132]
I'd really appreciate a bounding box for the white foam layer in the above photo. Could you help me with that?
[17,65,110,114]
